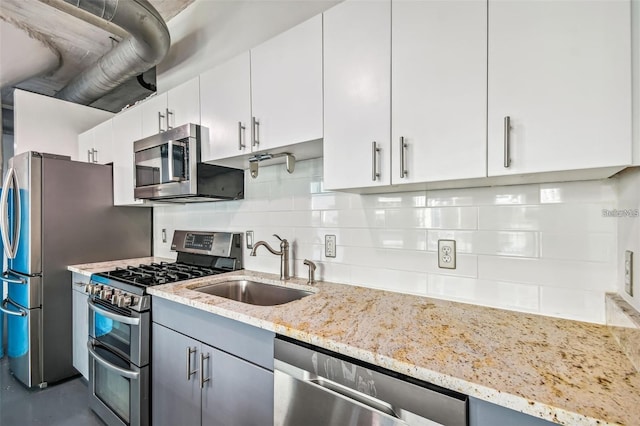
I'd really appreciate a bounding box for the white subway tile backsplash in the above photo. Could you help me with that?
[359,191,427,209]
[427,184,540,207]
[540,180,617,204]
[427,230,539,257]
[154,158,619,324]
[539,287,605,323]
[427,275,540,312]
[540,233,615,263]
[349,266,428,295]
[478,256,616,292]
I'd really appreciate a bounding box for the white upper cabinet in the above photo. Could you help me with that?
[487,0,632,176]
[141,76,201,138]
[392,0,487,184]
[140,93,168,138]
[112,106,145,206]
[167,76,201,130]
[250,14,323,151]
[78,120,113,164]
[323,0,391,190]
[200,52,252,162]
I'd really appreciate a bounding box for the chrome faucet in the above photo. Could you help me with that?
[250,234,290,280]
[303,259,316,284]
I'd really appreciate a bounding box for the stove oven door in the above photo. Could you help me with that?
[87,298,150,367]
[88,339,149,426]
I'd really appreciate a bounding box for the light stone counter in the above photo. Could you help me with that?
[68,260,640,425]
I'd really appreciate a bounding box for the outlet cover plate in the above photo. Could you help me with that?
[325,235,336,258]
[246,230,254,249]
[625,250,633,296]
[438,239,456,269]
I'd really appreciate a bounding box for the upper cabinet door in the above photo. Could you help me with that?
[392,0,487,184]
[140,93,168,138]
[200,53,251,162]
[323,0,391,190]
[167,76,201,129]
[112,106,145,206]
[92,119,114,165]
[487,0,632,176]
[250,15,323,151]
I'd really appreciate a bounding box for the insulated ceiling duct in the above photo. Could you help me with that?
[53,0,170,106]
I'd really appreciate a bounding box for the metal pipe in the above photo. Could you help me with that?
[53,0,170,105]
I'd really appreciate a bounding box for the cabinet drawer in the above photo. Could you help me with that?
[152,297,274,370]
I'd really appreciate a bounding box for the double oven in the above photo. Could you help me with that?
[85,231,243,426]
[87,276,151,426]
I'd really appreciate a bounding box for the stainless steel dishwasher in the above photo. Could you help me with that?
[274,336,468,426]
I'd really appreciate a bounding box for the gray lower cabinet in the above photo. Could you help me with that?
[151,297,275,426]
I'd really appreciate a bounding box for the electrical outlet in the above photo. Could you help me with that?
[438,239,456,269]
[325,235,336,258]
[161,228,167,243]
[625,250,633,296]
[246,230,254,249]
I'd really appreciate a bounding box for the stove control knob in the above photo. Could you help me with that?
[131,297,140,307]
[100,289,113,300]
[119,296,132,308]
[85,284,93,294]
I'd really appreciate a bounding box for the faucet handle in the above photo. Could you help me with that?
[303,259,316,284]
[273,234,283,242]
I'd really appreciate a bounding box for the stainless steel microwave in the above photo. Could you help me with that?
[133,123,244,202]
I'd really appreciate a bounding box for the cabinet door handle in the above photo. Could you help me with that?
[399,137,408,179]
[200,352,210,389]
[252,117,260,147]
[87,149,92,162]
[372,141,381,181]
[166,108,174,130]
[238,121,246,150]
[92,149,98,163]
[504,116,511,168]
[186,347,197,380]
[158,111,166,133]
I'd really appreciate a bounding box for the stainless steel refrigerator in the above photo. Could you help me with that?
[0,152,152,388]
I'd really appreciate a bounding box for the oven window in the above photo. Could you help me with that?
[135,143,186,187]
[94,347,132,424]
[93,311,132,359]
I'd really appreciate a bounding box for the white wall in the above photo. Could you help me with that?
[154,158,619,324]
[157,0,339,92]
[14,90,113,159]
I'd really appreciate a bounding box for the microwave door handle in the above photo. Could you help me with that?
[167,140,185,182]
[87,341,140,380]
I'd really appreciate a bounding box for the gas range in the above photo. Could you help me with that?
[86,231,243,312]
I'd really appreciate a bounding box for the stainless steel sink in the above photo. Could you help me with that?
[194,280,313,306]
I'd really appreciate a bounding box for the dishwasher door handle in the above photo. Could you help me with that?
[308,376,400,420]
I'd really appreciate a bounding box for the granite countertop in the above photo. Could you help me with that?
[68,261,640,425]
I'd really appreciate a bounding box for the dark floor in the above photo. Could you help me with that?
[0,357,104,426]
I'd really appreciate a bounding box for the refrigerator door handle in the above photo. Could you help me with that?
[1,270,27,284]
[0,167,21,259]
[0,297,28,317]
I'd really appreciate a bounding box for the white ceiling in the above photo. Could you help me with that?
[0,0,194,109]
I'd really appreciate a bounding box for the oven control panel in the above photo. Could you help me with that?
[171,230,242,261]
[86,283,150,312]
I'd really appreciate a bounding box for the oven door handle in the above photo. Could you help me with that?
[87,299,141,326]
[87,341,140,380]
